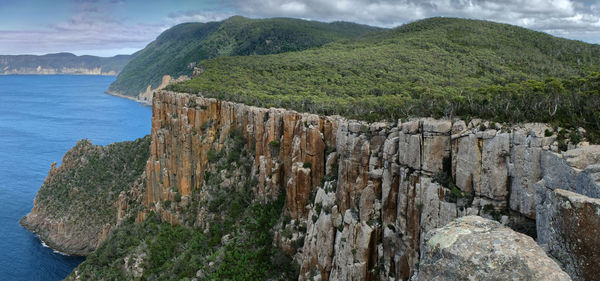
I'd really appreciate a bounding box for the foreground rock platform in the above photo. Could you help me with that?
[417,216,571,281]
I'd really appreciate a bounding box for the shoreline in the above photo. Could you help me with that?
[19,218,85,258]
[38,234,76,257]
[105,90,152,106]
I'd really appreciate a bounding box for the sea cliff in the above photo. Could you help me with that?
[136,90,599,280]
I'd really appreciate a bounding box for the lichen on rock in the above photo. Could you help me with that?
[417,216,571,281]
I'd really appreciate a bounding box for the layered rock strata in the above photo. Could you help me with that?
[143,90,600,280]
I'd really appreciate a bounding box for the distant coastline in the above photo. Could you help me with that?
[0,72,118,76]
[0,52,130,77]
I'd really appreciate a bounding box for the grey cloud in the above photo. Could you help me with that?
[227,0,600,43]
[3,0,598,56]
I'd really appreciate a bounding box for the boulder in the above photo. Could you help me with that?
[418,216,571,281]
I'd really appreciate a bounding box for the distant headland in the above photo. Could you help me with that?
[0,52,130,76]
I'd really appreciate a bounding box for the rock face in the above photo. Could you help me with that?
[536,188,600,281]
[535,145,600,281]
[21,137,150,256]
[142,90,600,280]
[417,216,571,281]
[136,75,189,104]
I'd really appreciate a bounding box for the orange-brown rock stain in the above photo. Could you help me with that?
[144,92,333,220]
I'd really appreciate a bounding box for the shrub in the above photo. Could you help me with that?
[200,119,214,132]
[207,149,220,163]
[569,131,582,145]
[269,140,280,149]
[483,204,495,213]
[314,202,322,214]
[558,139,568,151]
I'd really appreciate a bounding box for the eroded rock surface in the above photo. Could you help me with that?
[536,188,600,281]
[417,216,571,281]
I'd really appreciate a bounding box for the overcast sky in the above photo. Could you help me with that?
[0,0,599,57]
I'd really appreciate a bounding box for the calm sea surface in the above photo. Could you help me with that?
[0,75,151,280]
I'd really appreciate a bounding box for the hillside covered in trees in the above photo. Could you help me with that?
[169,17,600,142]
[108,16,381,97]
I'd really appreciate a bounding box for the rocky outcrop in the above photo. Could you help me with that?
[21,137,150,256]
[141,90,599,280]
[417,216,571,281]
[534,145,600,281]
[539,147,600,198]
[107,75,190,106]
[137,75,189,104]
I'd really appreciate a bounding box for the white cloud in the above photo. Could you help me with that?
[165,10,233,25]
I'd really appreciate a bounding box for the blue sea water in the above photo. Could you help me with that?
[0,75,152,280]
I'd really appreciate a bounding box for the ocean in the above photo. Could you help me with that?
[0,75,151,280]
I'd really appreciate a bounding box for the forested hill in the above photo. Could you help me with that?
[169,17,600,142]
[0,53,130,75]
[107,16,382,97]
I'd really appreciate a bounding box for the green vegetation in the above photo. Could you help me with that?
[168,17,600,142]
[72,196,293,280]
[446,182,472,204]
[67,130,297,280]
[109,16,381,96]
[34,136,150,231]
[269,140,280,149]
[0,52,130,74]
